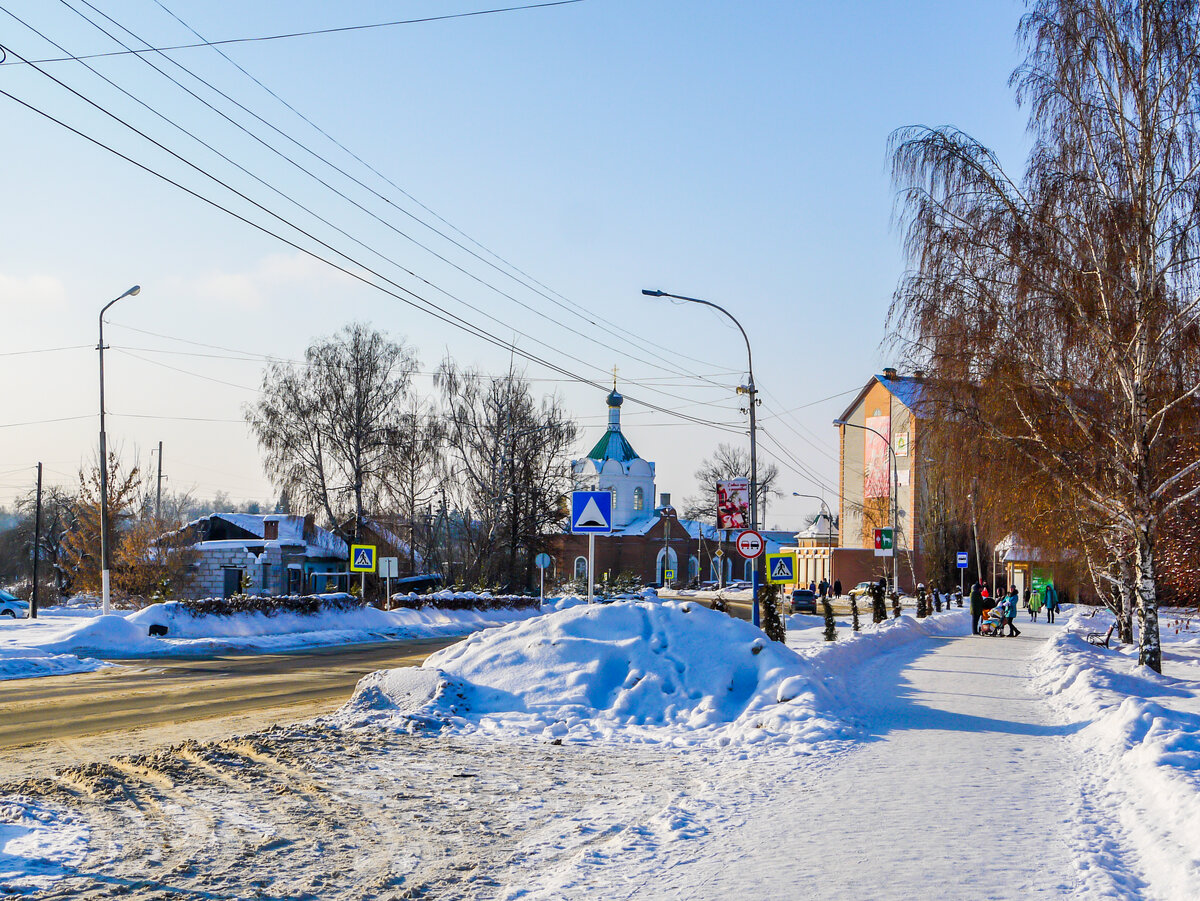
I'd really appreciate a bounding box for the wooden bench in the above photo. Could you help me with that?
[1086,623,1116,648]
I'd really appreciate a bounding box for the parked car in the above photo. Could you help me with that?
[848,581,874,599]
[789,588,818,614]
[0,589,30,619]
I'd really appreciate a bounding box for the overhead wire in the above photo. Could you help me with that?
[7,1,588,65]
[145,0,729,381]
[51,0,735,398]
[0,43,743,433]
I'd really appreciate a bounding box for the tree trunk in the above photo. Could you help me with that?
[1134,527,1162,673]
[1117,559,1136,645]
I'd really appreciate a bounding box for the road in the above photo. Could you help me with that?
[0,637,457,781]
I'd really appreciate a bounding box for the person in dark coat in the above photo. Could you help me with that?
[833,578,842,598]
[969,580,985,634]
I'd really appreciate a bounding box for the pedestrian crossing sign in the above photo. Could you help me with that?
[766,553,796,584]
[350,544,377,573]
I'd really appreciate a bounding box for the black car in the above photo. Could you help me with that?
[789,589,818,614]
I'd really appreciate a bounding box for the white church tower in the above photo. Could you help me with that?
[571,381,656,529]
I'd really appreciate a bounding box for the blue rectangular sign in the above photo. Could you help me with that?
[956,551,969,569]
[570,490,613,534]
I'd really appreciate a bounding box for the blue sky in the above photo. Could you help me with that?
[0,0,1031,527]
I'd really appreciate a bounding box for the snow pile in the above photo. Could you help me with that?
[0,797,89,893]
[0,652,113,681]
[337,600,859,752]
[1033,610,1200,896]
[0,602,546,676]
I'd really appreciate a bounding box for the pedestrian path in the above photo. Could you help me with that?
[662,620,1129,899]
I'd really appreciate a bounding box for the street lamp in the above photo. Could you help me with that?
[832,417,899,591]
[642,289,761,626]
[98,284,141,615]
[793,492,834,589]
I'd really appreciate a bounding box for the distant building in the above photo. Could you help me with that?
[549,385,787,588]
[833,369,926,592]
[171,513,348,599]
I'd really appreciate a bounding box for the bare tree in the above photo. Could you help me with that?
[246,324,417,539]
[436,360,577,590]
[891,0,1200,671]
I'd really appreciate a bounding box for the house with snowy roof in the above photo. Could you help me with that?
[550,385,782,588]
[172,513,349,599]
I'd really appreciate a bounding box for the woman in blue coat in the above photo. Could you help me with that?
[1004,587,1021,636]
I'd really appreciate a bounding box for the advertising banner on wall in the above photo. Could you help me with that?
[864,415,891,498]
[716,478,751,530]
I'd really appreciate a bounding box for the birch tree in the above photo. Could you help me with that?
[891,0,1200,671]
[246,324,417,540]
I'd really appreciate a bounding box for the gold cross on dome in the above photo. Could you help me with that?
[612,365,619,390]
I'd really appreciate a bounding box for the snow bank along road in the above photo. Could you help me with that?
[0,637,457,781]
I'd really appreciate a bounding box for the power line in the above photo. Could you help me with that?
[0,343,90,356]
[0,414,93,428]
[6,1,587,65]
[44,0,734,398]
[0,47,742,435]
[147,0,730,382]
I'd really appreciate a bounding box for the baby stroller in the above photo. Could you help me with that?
[979,606,1005,636]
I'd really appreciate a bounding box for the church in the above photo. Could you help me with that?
[548,384,755,589]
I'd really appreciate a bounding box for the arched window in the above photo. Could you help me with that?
[744,560,754,581]
[574,556,588,581]
[688,555,699,580]
[656,547,678,584]
[633,486,645,512]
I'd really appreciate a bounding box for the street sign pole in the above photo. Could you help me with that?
[588,533,595,605]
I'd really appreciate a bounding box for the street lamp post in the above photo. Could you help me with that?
[642,289,761,626]
[832,418,899,591]
[98,285,141,616]
[792,492,834,588]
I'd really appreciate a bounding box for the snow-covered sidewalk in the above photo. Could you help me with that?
[590,619,1134,899]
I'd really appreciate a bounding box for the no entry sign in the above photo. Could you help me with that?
[735,529,764,559]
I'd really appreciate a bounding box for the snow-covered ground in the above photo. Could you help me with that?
[1034,608,1200,897]
[0,598,551,681]
[3,601,1197,898]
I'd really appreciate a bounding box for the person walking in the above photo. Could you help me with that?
[1044,583,1059,624]
[970,580,985,634]
[1029,588,1043,622]
[1004,586,1022,636]
[833,578,842,599]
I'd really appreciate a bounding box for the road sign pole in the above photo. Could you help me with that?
[587,533,595,605]
[540,568,545,603]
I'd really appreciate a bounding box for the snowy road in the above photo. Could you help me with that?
[3,616,1157,899]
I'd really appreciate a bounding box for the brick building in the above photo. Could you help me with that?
[171,513,348,599]
[549,386,785,588]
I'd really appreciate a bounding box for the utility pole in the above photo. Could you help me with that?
[32,462,42,619]
[643,289,760,626]
[155,440,163,524]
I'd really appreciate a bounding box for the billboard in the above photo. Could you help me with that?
[716,477,750,530]
[864,415,891,498]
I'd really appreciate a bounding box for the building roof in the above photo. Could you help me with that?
[836,373,926,423]
[587,428,640,463]
[174,513,348,560]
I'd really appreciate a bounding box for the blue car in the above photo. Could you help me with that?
[789,589,818,615]
[0,589,30,619]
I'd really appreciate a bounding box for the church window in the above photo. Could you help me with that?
[574,556,588,581]
[633,486,645,512]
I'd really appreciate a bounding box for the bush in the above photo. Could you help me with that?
[179,593,366,617]
[390,592,540,611]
